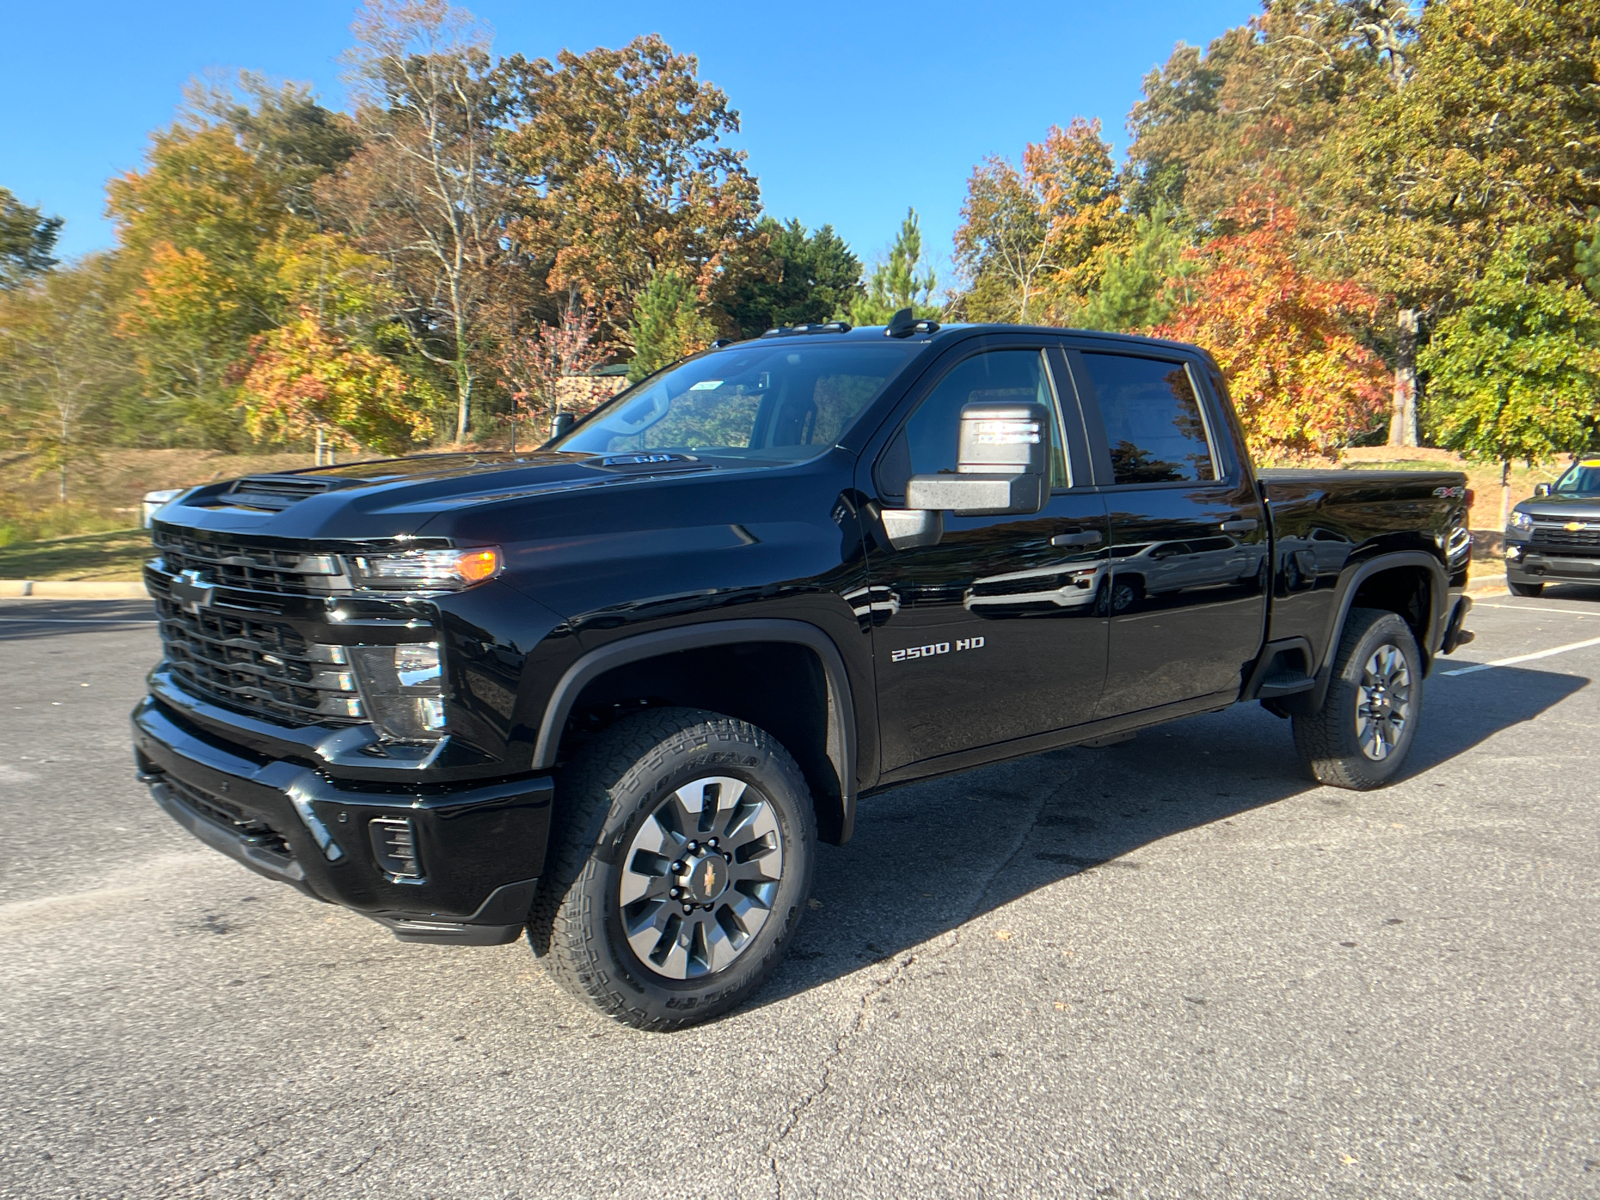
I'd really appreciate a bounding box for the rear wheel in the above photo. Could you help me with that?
[528,707,815,1030]
[1292,608,1423,790]
[1508,580,1545,597]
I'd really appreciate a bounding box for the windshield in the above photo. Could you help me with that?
[1553,461,1600,496]
[553,341,923,463]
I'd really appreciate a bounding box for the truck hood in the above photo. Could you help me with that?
[152,449,740,543]
[1514,494,1600,524]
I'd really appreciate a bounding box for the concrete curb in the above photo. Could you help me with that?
[0,580,148,599]
[1466,572,1509,598]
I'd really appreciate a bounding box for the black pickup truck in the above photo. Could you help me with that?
[133,315,1475,1028]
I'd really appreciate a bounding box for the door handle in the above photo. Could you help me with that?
[1220,518,1259,533]
[1051,530,1103,548]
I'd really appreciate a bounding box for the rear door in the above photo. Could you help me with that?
[864,337,1109,773]
[1062,345,1268,716]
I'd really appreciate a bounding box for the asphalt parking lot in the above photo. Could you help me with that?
[1,592,1597,1199]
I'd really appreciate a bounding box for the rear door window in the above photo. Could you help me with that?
[1077,353,1217,485]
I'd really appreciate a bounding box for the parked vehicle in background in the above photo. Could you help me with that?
[132,313,1475,1028]
[1504,459,1600,597]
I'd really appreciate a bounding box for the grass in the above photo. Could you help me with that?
[0,528,153,581]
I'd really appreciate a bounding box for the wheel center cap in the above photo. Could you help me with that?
[682,854,728,904]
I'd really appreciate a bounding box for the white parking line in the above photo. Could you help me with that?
[1443,635,1600,677]
[1475,603,1594,616]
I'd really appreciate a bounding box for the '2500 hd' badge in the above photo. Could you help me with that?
[892,637,984,663]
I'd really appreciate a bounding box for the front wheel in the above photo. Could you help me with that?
[1508,580,1545,597]
[1292,608,1424,790]
[528,707,816,1030]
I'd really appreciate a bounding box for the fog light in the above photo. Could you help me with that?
[369,816,423,880]
[349,643,446,741]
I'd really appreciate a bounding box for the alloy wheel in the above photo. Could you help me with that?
[1355,643,1412,761]
[617,776,784,979]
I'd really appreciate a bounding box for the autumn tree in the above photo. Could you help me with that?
[851,209,940,325]
[725,218,862,337]
[106,122,300,444]
[496,297,605,444]
[954,119,1127,322]
[1421,229,1600,526]
[240,308,435,454]
[328,0,514,443]
[1154,200,1388,457]
[188,72,362,221]
[1328,0,1600,447]
[0,188,62,289]
[502,35,763,342]
[0,257,136,502]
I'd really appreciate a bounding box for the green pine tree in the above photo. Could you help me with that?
[1078,201,1196,331]
[627,267,715,381]
[850,208,941,325]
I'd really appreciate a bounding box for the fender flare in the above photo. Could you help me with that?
[532,618,859,840]
[1306,550,1449,711]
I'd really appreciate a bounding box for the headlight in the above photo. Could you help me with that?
[349,643,446,741]
[1508,510,1535,532]
[346,547,501,592]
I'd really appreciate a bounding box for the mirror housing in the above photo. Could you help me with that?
[549,411,577,441]
[904,401,1049,518]
[1534,482,1552,498]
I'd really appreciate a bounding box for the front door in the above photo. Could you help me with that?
[1063,346,1268,717]
[864,343,1110,773]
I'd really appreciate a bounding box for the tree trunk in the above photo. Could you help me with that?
[1388,307,1419,447]
[1500,460,1512,531]
[455,365,472,443]
[60,461,67,506]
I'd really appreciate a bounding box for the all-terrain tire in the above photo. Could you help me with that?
[1508,580,1545,598]
[1292,607,1424,790]
[528,707,815,1030]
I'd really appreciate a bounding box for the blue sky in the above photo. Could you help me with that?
[4,1,1260,277]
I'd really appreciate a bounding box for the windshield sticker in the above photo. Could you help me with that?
[689,380,722,391]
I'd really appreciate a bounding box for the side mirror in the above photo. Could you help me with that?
[905,401,1049,517]
[549,411,577,441]
[1533,482,1551,498]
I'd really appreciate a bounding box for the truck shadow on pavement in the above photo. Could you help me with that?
[753,662,1586,1010]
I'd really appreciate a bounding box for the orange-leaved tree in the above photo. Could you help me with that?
[496,298,606,446]
[1153,199,1386,458]
[240,309,434,455]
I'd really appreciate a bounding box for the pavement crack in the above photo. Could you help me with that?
[766,949,918,1198]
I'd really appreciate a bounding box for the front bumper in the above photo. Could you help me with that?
[1506,543,1600,584]
[132,697,553,945]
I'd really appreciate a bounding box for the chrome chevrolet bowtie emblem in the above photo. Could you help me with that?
[169,568,215,613]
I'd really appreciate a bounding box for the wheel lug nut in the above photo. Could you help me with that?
[708,838,718,848]
[670,887,681,899]
[687,841,700,853]
[671,861,684,873]
[682,903,693,914]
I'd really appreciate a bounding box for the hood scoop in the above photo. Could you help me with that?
[222,475,337,511]
[583,453,703,472]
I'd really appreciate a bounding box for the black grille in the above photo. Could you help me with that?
[152,528,343,595]
[225,474,333,510]
[162,773,295,862]
[156,598,364,726]
[1532,525,1600,553]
